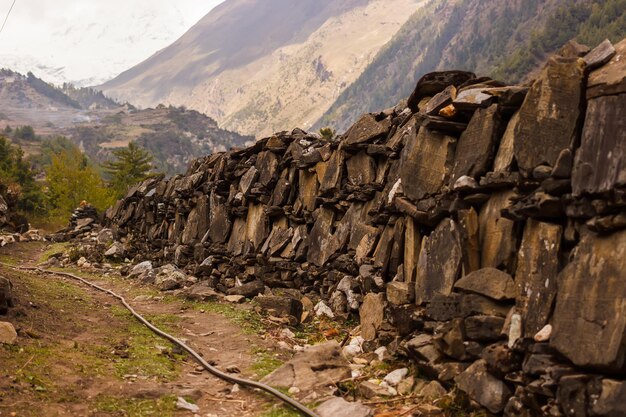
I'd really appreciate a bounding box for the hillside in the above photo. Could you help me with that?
[317,0,626,132]
[100,0,426,137]
[0,70,251,175]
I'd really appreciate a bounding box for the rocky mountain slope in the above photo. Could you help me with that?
[101,38,626,415]
[0,70,250,175]
[100,0,426,138]
[317,0,626,132]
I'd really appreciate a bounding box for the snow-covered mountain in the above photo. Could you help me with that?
[0,1,217,86]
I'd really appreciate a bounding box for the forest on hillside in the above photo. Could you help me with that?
[316,0,626,132]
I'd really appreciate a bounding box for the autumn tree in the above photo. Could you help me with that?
[46,147,115,216]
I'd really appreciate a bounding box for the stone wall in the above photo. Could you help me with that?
[104,39,626,416]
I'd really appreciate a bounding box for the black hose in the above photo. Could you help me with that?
[3,264,319,417]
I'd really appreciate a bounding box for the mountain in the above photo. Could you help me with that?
[101,0,426,137]
[0,4,209,87]
[0,70,251,175]
[316,0,626,132]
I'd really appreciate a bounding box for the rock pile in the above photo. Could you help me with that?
[103,39,626,416]
[52,203,101,241]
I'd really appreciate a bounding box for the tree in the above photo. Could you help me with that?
[46,147,115,216]
[0,136,45,213]
[319,127,336,141]
[102,142,154,197]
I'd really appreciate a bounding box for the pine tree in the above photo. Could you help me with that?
[102,142,154,197]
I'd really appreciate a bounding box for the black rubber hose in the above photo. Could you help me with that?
[5,264,319,417]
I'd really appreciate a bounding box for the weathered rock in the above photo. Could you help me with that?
[315,397,373,417]
[587,38,626,99]
[572,93,626,197]
[359,381,392,398]
[551,230,626,372]
[415,219,463,305]
[493,111,519,173]
[386,281,414,306]
[0,321,17,344]
[453,88,494,110]
[419,380,447,399]
[154,265,186,291]
[515,220,562,336]
[254,296,303,324]
[227,280,265,299]
[591,379,626,416]
[454,268,516,301]
[434,318,469,360]
[478,191,518,271]
[584,39,616,70]
[261,341,351,397]
[465,315,505,341]
[460,294,510,318]
[207,191,231,244]
[346,151,377,186]
[425,85,457,115]
[514,57,585,176]
[344,114,391,146]
[400,127,456,201]
[407,71,476,112]
[455,360,512,414]
[360,293,386,341]
[181,195,209,244]
[245,204,269,251]
[186,283,222,302]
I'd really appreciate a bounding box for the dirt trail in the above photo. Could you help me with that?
[0,242,285,417]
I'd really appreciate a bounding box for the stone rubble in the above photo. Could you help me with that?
[59,38,626,416]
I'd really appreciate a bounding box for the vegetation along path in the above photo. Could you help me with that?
[0,242,293,417]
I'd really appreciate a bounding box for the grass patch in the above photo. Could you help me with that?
[183,299,265,335]
[38,242,70,263]
[259,405,302,417]
[106,305,185,381]
[251,347,284,378]
[94,394,177,417]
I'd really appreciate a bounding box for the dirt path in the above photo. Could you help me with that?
[0,242,288,417]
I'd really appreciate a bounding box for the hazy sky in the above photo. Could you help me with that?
[0,0,226,85]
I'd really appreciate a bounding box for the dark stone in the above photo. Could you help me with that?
[425,293,461,321]
[587,39,626,99]
[254,295,303,324]
[0,276,13,315]
[572,94,626,197]
[425,85,457,115]
[415,218,463,305]
[344,114,391,146]
[515,220,562,337]
[407,71,476,112]
[455,359,513,414]
[454,268,516,301]
[465,316,506,342]
[449,104,502,185]
[400,127,456,201]
[460,294,511,318]
[514,57,585,176]
[583,39,616,71]
[227,280,265,298]
[551,229,626,372]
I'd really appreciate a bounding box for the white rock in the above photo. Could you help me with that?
[314,301,334,318]
[176,397,199,413]
[130,261,153,277]
[316,397,373,417]
[77,257,88,267]
[383,368,409,387]
[280,328,296,339]
[534,324,553,342]
[374,346,391,361]
[508,313,522,348]
[288,386,300,395]
[342,336,364,359]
